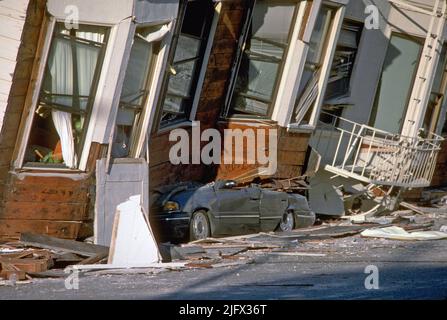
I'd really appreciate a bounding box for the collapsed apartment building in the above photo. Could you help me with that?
[0,0,446,243]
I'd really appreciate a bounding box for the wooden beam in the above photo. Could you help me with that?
[20,233,109,257]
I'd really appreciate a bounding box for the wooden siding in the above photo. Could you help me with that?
[0,0,30,131]
[0,174,91,240]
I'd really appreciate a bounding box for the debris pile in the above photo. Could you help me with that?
[1,191,446,286]
[0,233,108,284]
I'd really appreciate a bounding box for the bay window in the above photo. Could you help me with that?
[24,22,109,168]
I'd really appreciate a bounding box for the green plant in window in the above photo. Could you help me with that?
[40,151,62,164]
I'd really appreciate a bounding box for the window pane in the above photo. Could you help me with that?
[168,59,197,97]
[252,2,294,47]
[41,37,101,111]
[370,35,422,133]
[229,1,296,117]
[324,21,363,102]
[160,0,214,126]
[174,35,201,62]
[113,29,157,158]
[232,96,270,116]
[163,95,184,115]
[25,23,108,168]
[121,39,153,106]
[234,55,280,102]
[293,6,336,125]
[181,1,207,38]
[308,7,333,64]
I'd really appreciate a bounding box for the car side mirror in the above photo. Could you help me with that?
[223,181,237,189]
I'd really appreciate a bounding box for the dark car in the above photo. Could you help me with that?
[150,180,316,242]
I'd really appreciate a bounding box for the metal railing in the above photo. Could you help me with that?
[310,112,444,188]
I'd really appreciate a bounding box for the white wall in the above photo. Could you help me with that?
[0,0,29,132]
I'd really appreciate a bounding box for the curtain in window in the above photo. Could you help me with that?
[51,110,77,167]
[43,27,104,168]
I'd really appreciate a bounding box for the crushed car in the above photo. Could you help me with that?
[150,180,316,242]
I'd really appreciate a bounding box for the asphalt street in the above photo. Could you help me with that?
[1,235,447,299]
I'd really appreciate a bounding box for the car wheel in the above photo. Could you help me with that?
[190,210,211,241]
[279,210,295,232]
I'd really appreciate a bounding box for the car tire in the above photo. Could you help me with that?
[278,210,295,232]
[190,210,211,241]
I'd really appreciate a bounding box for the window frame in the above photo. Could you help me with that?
[112,26,165,159]
[323,18,363,101]
[287,2,346,132]
[222,0,301,120]
[14,17,112,171]
[155,0,217,130]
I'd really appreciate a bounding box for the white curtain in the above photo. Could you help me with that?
[51,110,77,167]
[45,26,105,168]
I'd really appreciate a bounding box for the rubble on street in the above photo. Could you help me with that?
[2,191,446,287]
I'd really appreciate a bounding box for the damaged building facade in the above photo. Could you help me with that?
[0,0,446,242]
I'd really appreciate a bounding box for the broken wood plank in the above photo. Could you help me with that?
[71,262,187,271]
[268,252,326,257]
[400,202,428,215]
[27,269,67,278]
[78,252,108,265]
[0,257,51,273]
[185,262,214,269]
[20,233,109,257]
[211,259,253,268]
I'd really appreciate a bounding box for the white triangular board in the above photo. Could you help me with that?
[108,195,161,266]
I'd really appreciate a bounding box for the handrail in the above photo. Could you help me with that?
[310,111,444,188]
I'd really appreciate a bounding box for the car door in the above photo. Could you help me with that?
[259,189,288,232]
[214,184,260,235]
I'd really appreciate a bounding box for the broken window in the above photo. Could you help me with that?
[112,26,166,158]
[294,5,335,125]
[369,34,423,134]
[158,0,214,127]
[319,19,363,124]
[24,23,109,168]
[325,20,362,100]
[226,0,298,118]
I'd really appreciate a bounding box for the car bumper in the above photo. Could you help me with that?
[149,212,190,241]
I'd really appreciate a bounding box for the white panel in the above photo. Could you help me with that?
[0,36,21,62]
[0,57,16,82]
[0,5,27,21]
[134,0,179,24]
[0,0,29,15]
[0,3,26,126]
[95,158,150,246]
[47,0,133,24]
[0,79,13,96]
[84,19,134,149]
[0,14,27,41]
[108,195,160,266]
